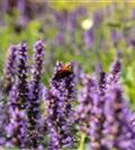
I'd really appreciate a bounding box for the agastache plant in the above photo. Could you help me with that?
[3,45,17,93]
[75,76,97,134]
[89,72,107,150]
[89,83,107,149]
[103,84,135,149]
[27,40,45,149]
[0,102,8,146]
[46,61,75,150]
[89,60,121,150]
[6,83,27,148]
[106,58,121,89]
[83,29,94,49]
[72,61,86,86]
[6,83,28,148]
[17,42,29,109]
[6,42,29,148]
[2,38,135,150]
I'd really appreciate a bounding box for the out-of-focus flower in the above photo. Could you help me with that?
[54,10,67,44]
[72,61,86,85]
[129,39,135,47]
[76,6,86,16]
[17,0,25,16]
[55,32,64,45]
[93,10,103,26]
[68,11,77,37]
[131,9,135,19]
[46,61,75,150]
[2,0,9,13]
[83,29,94,48]
[111,30,121,47]
[81,19,93,30]
[27,40,45,149]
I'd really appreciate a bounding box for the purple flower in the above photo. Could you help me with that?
[17,42,29,109]
[75,6,86,16]
[76,76,97,134]
[27,40,45,148]
[83,29,94,49]
[54,10,67,40]
[111,30,121,47]
[2,0,9,13]
[3,45,17,93]
[131,9,135,19]
[6,83,28,148]
[129,39,135,47]
[103,84,135,149]
[68,10,77,39]
[72,61,86,86]
[93,10,103,26]
[89,82,107,150]
[106,58,121,88]
[17,0,25,16]
[46,61,75,150]
[55,32,64,45]
[98,72,107,96]
[0,103,8,146]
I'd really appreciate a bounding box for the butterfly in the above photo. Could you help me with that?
[53,62,73,80]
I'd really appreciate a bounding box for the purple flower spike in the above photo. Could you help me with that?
[103,84,135,149]
[99,72,107,96]
[17,42,28,109]
[93,10,103,27]
[89,85,107,149]
[72,61,86,86]
[68,10,77,39]
[27,40,45,148]
[111,30,121,47]
[0,103,8,146]
[83,29,94,49]
[3,45,17,93]
[32,40,44,82]
[5,42,29,148]
[106,58,121,88]
[76,76,97,134]
[6,83,28,148]
[46,61,75,150]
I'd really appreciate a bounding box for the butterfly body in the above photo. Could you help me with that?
[53,63,73,80]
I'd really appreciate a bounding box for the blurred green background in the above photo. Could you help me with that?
[1,0,135,108]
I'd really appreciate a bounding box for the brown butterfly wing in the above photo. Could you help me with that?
[53,64,73,80]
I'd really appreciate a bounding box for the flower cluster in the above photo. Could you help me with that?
[1,40,45,149]
[5,42,29,148]
[46,62,75,150]
[76,58,135,150]
[76,76,97,134]
[1,39,135,150]
[6,81,28,148]
[3,45,17,93]
[27,40,45,148]
[103,84,135,149]
[17,42,29,109]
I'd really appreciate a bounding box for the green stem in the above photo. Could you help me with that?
[78,132,86,150]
